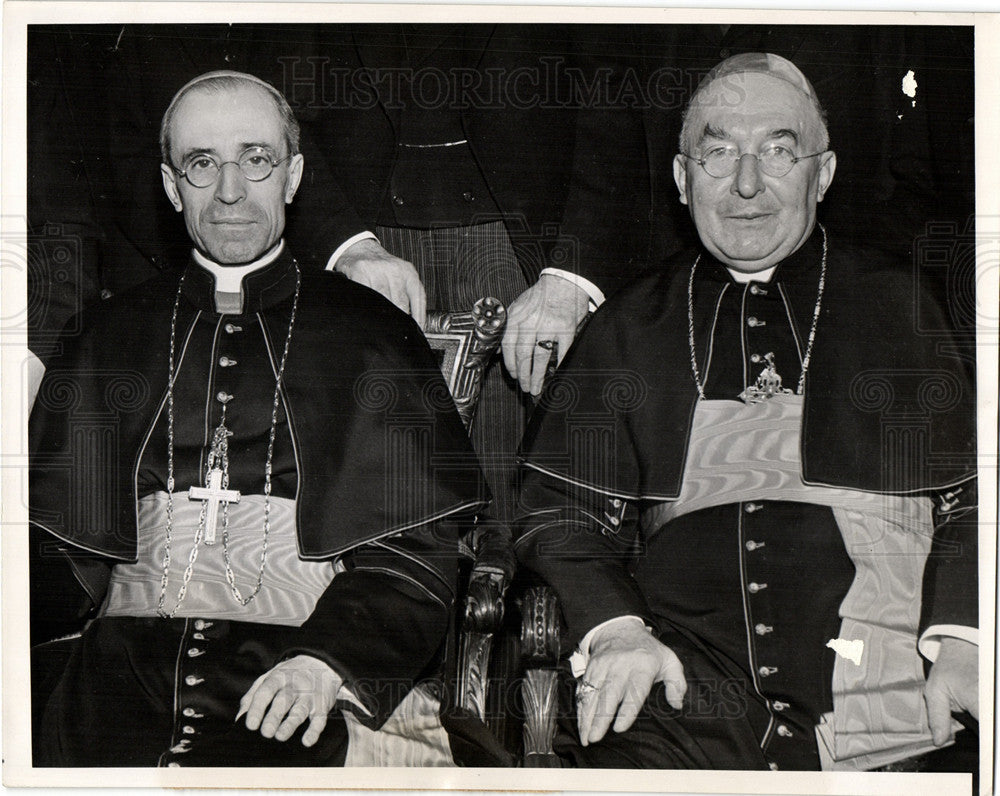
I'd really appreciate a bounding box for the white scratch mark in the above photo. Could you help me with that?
[897,114,904,120]
[826,638,864,666]
[902,70,918,107]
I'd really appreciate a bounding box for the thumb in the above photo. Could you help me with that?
[924,681,953,746]
[658,648,687,710]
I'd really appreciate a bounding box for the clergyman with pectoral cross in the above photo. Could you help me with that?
[29,70,487,766]
[515,53,978,772]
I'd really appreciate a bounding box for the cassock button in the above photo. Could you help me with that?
[747,316,765,327]
[219,356,237,367]
[773,701,789,711]
[777,724,793,738]
[187,648,204,657]
[184,675,204,686]
[193,619,206,631]
[755,623,773,635]
[392,195,405,206]
[611,499,623,508]
[749,284,768,296]
[747,582,767,594]
[192,632,205,640]
[182,707,196,717]
[744,503,763,514]
[758,666,778,677]
[168,762,182,768]
[216,392,233,404]
[182,725,196,735]
[768,762,780,771]
[224,323,242,334]
[745,540,765,551]
[750,353,762,363]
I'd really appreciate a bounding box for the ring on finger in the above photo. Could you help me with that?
[536,339,557,350]
[575,679,600,702]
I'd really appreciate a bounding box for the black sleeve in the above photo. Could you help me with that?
[278,516,461,729]
[920,478,978,635]
[284,125,373,272]
[514,469,654,650]
[558,26,652,298]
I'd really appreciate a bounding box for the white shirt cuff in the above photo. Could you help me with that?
[918,624,979,662]
[568,615,648,678]
[326,231,379,272]
[540,267,605,311]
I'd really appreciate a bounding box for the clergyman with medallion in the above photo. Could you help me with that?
[29,71,486,766]
[514,53,978,771]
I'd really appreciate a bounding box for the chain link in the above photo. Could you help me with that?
[157,263,301,617]
[687,225,827,400]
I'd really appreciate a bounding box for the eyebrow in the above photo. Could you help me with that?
[768,129,800,144]
[700,123,728,143]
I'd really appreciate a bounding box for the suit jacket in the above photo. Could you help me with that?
[294,23,650,295]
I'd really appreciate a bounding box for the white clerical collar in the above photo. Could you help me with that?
[727,265,778,284]
[193,240,285,293]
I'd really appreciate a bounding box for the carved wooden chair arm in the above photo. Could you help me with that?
[520,586,563,766]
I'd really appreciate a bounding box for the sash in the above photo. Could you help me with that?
[643,396,939,767]
[104,492,336,626]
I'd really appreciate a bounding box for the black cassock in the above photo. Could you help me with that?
[29,248,488,766]
[516,231,977,769]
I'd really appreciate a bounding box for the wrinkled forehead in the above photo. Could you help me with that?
[169,83,284,155]
[686,72,822,148]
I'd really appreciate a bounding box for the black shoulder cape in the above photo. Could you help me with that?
[30,248,488,561]
[521,231,976,498]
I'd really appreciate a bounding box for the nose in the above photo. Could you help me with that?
[731,153,764,199]
[214,161,246,204]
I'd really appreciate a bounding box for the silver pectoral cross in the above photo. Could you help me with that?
[188,467,241,544]
[739,352,793,404]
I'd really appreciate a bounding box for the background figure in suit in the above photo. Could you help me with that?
[289,23,649,521]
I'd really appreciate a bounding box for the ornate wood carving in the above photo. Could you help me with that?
[520,586,560,663]
[520,586,562,765]
[456,570,507,719]
[425,297,506,431]
[521,668,560,765]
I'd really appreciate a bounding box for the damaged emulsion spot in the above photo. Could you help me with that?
[902,69,918,109]
[826,638,864,666]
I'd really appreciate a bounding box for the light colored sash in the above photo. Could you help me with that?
[644,396,937,768]
[104,492,335,626]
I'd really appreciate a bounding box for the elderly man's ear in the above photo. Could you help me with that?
[161,164,185,213]
[815,151,836,202]
[672,154,691,206]
[284,154,305,204]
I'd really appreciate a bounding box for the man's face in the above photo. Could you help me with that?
[160,84,303,265]
[673,72,836,273]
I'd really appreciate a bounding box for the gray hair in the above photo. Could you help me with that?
[159,71,301,166]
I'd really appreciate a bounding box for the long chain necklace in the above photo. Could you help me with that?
[157,263,301,618]
[687,224,827,402]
